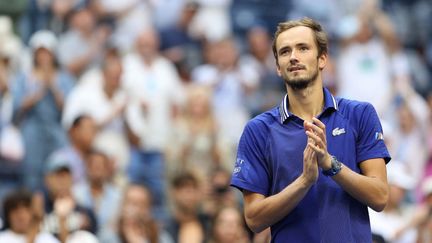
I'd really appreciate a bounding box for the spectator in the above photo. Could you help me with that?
[159,1,202,81]
[389,176,432,243]
[41,156,98,242]
[335,0,401,117]
[12,30,75,190]
[168,85,222,179]
[123,27,185,222]
[385,88,429,188]
[165,171,208,243]
[369,162,418,242]
[192,37,259,162]
[73,149,122,241]
[202,167,238,219]
[208,206,250,243]
[63,52,131,182]
[57,7,109,78]
[47,115,97,184]
[112,184,173,243]
[0,16,24,200]
[240,25,284,115]
[0,189,58,243]
[0,16,23,74]
[189,0,232,42]
[49,0,86,35]
[90,0,152,53]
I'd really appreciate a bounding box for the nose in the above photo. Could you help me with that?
[289,50,298,64]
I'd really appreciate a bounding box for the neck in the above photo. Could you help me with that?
[286,83,324,121]
[72,141,86,157]
[174,206,197,222]
[90,181,104,196]
[104,85,115,99]
[141,55,155,66]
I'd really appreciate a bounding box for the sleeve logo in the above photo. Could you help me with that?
[375,132,384,140]
[233,159,245,174]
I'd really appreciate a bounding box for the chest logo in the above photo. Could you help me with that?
[332,127,346,136]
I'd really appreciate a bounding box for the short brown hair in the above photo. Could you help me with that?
[271,17,328,65]
[171,171,199,189]
[3,189,32,229]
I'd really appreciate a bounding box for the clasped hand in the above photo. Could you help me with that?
[302,117,332,184]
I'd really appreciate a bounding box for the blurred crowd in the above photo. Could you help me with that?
[0,0,431,242]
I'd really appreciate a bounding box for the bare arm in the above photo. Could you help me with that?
[243,126,318,233]
[331,158,388,211]
[242,176,311,233]
[49,84,65,110]
[306,117,389,212]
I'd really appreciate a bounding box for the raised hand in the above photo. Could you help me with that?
[304,117,332,170]
[302,120,319,185]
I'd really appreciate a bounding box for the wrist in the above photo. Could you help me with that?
[322,153,332,170]
[298,174,315,188]
[322,155,343,177]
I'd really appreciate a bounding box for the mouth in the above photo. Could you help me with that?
[289,66,305,72]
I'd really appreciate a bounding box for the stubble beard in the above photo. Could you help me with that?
[284,68,319,91]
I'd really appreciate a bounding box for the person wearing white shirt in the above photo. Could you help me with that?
[0,190,59,243]
[122,28,185,223]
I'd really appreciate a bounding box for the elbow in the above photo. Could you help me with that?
[370,201,387,212]
[369,188,389,212]
[245,220,266,234]
[245,213,267,233]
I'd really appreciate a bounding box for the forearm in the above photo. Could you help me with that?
[332,164,388,211]
[244,176,312,233]
[50,88,65,110]
[20,92,44,112]
[58,217,68,243]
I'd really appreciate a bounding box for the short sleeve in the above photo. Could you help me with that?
[356,103,391,164]
[230,120,270,196]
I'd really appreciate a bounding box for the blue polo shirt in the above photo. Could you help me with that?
[231,88,390,243]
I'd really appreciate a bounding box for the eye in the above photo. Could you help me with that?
[299,46,308,51]
[279,48,290,56]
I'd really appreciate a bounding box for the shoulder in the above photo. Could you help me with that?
[240,108,278,145]
[0,230,13,239]
[336,98,377,118]
[155,56,176,69]
[245,108,278,132]
[336,98,381,132]
[35,232,60,243]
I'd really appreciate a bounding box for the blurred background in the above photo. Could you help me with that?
[0,0,431,242]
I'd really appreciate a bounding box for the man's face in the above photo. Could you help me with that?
[173,183,201,212]
[87,153,108,184]
[9,205,32,234]
[136,30,159,60]
[103,59,123,90]
[72,117,97,150]
[275,26,326,90]
[46,169,73,198]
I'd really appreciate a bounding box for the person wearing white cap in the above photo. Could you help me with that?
[391,176,432,242]
[369,162,418,243]
[11,29,75,190]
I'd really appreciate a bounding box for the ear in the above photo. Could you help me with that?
[318,52,328,70]
[276,62,282,77]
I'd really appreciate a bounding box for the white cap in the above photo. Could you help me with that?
[336,15,360,39]
[387,162,415,190]
[0,16,22,59]
[0,16,13,36]
[29,30,58,53]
